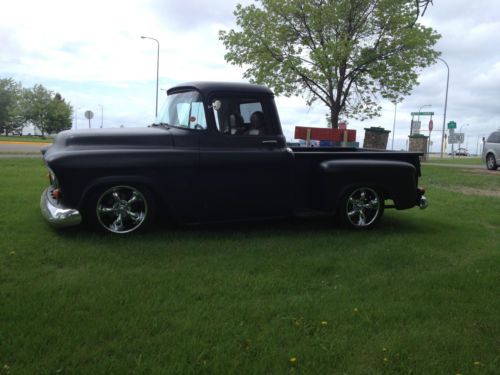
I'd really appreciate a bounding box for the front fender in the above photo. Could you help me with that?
[77,175,168,213]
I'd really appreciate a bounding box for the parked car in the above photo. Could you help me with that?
[454,148,469,156]
[482,131,500,170]
[40,82,427,234]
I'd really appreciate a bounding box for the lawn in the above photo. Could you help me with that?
[1,159,499,374]
[426,156,483,165]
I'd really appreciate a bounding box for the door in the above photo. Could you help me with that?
[199,94,293,221]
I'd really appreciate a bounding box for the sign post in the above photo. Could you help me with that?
[428,119,434,153]
[447,121,457,158]
[410,111,434,136]
[84,110,94,129]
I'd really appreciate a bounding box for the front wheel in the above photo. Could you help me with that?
[339,187,384,229]
[486,154,498,170]
[85,185,155,234]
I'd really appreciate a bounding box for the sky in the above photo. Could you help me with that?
[1,0,500,153]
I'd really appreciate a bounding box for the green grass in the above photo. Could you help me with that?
[426,156,483,165]
[1,159,499,374]
[0,135,53,143]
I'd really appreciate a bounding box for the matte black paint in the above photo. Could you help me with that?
[43,82,424,225]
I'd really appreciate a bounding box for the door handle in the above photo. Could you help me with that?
[262,140,278,145]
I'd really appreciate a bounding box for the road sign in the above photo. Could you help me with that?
[84,110,94,120]
[411,111,434,116]
[449,132,464,144]
[447,121,457,129]
[411,120,421,134]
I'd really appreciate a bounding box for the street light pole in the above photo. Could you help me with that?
[99,104,104,128]
[417,104,431,123]
[437,57,449,159]
[74,107,81,129]
[141,36,160,117]
[391,103,397,150]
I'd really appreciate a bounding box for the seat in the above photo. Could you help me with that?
[247,111,266,135]
[228,113,244,135]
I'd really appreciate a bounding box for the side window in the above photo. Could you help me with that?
[487,132,500,143]
[240,102,263,122]
[211,97,271,136]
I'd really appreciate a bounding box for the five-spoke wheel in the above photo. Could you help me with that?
[86,185,154,234]
[339,187,384,229]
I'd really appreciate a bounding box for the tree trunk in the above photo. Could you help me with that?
[330,107,339,129]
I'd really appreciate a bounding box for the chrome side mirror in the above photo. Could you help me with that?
[212,99,222,111]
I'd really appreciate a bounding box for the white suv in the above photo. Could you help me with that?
[483,131,500,170]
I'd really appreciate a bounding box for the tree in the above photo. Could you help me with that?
[24,85,72,136]
[220,0,440,128]
[0,78,24,135]
[46,93,73,134]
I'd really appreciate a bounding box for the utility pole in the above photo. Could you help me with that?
[437,57,450,158]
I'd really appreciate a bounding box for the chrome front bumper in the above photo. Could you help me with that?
[419,195,428,209]
[40,188,82,228]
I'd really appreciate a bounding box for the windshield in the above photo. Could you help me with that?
[155,91,207,130]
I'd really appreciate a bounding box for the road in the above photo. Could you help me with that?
[0,141,50,157]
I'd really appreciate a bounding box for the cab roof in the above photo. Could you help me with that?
[167,81,274,96]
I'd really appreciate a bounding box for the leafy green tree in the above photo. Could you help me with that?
[24,85,72,137]
[220,0,440,127]
[0,78,24,135]
[46,93,73,134]
[23,84,52,137]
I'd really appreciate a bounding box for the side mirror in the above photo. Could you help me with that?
[212,99,222,111]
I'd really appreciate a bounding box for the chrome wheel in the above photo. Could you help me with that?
[96,186,148,234]
[486,154,497,170]
[344,187,382,228]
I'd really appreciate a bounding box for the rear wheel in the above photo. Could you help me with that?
[85,185,155,234]
[486,153,498,170]
[339,187,384,229]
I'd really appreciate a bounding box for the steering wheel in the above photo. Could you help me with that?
[194,124,204,130]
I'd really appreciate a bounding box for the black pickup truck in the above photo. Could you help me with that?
[41,82,427,234]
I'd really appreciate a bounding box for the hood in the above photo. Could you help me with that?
[57,127,173,147]
[44,127,173,158]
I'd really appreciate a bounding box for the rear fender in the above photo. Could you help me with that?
[318,159,418,213]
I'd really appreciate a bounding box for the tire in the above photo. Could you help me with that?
[486,153,498,170]
[339,186,384,229]
[84,185,155,234]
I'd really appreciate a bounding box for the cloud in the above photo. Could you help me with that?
[1,0,499,151]
[150,0,252,29]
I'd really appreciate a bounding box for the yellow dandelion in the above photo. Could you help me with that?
[383,357,389,362]
[353,307,358,312]
[321,321,328,325]
[289,357,297,364]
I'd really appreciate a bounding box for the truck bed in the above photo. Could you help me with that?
[290,147,423,213]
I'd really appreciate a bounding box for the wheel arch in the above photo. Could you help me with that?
[77,176,170,216]
[319,159,418,213]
